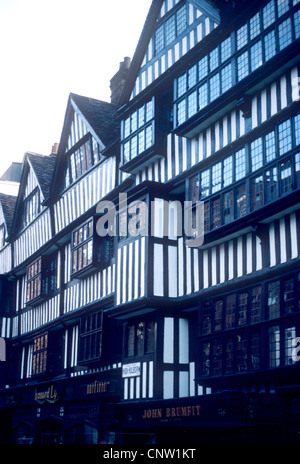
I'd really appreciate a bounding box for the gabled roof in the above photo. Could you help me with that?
[116,0,250,109]
[49,92,120,200]
[70,93,120,149]
[27,152,56,201]
[0,193,17,235]
[10,152,56,237]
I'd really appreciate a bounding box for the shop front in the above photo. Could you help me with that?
[116,391,286,444]
[0,368,121,444]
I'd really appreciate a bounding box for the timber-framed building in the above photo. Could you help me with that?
[0,0,299,444]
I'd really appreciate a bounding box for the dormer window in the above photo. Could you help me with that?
[23,189,40,228]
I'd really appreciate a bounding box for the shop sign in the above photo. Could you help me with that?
[142,404,202,420]
[86,380,110,395]
[34,385,58,404]
[122,362,141,378]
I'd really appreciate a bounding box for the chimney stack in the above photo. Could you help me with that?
[110,57,131,106]
[51,143,59,155]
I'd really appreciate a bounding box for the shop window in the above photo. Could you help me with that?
[126,320,156,357]
[79,311,102,362]
[32,333,48,376]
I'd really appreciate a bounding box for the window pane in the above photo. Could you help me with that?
[251,286,262,323]
[250,12,261,39]
[188,65,197,89]
[212,162,222,192]
[176,5,187,35]
[250,41,263,71]
[225,294,236,329]
[237,333,248,372]
[223,190,234,224]
[264,30,276,61]
[177,74,187,98]
[225,337,234,374]
[202,342,210,376]
[265,167,278,203]
[283,278,294,314]
[285,327,296,365]
[166,15,176,45]
[280,159,293,194]
[265,131,276,162]
[200,169,210,198]
[155,24,164,53]
[209,48,219,72]
[188,91,197,118]
[203,301,212,334]
[268,325,280,368]
[146,321,155,353]
[237,52,249,81]
[177,99,186,125]
[210,74,220,101]
[212,339,223,376]
[223,156,233,187]
[251,175,264,210]
[268,281,280,319]
[198,56,208,81]
[136,322,145,356]
[237,24,248,50]
[127,325,135,357]
[251,137,263,171]
[221,37,231,62]
[278,18,292,50]
[212,197,221,229]
[221,64,232,93]
[236,183,247,217]
[278,119,292,155]
[238,293,248,326]
[214,300,223,331]
[277,0,289,17]
[295,114,300,146]
[250,332,260,369]
[263,0,276,29]
[235,148,246,180]
[198,83,208,110]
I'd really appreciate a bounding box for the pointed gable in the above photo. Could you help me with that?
[12,152,56,234]
[0,193,17,245]
[118,0,220,104]
[50,93,120,196]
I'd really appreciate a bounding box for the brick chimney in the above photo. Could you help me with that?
[110,57,131,106]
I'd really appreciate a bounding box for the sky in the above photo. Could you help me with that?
[0,0,152,176]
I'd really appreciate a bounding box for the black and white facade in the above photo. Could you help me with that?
[0,0,299,445]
